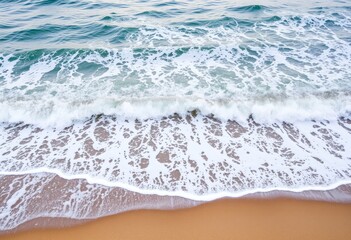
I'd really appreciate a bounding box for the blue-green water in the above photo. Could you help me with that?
[1,0,351,231]
[1,0,351,125]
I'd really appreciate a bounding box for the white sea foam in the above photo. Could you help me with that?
[2,168,351,202]
[1,0,351,231]
[0,95,350,127]
[1,115,351,198]
[1,8,351,127]
[1,172,350,231]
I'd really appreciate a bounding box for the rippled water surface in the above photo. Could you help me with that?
[0,0,351,231]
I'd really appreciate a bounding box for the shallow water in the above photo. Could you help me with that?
[1,0,351,231]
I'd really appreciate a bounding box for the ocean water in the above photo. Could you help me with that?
[1,0,351,230]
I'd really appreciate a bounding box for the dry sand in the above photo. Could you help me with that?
[1,198,351,240]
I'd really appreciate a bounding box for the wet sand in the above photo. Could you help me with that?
[2,198,351,240]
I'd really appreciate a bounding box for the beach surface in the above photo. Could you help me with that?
[1,1,351,239]
[2,198,351,240]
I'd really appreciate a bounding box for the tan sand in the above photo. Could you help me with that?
[2,198,351,240]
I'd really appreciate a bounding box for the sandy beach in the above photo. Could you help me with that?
[1,1,351,240]
[2,198,351,240]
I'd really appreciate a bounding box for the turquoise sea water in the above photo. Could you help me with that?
[1,0,351,125]
[0,0,351,230]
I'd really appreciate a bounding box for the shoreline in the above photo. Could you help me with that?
[2,198,351,240]
[3,169,351,201]
[1,173,351,232]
